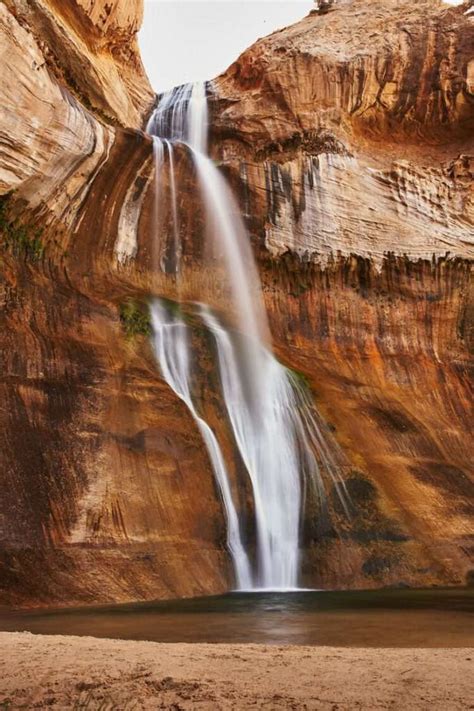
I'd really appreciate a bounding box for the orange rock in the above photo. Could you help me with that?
[0,0,472,606]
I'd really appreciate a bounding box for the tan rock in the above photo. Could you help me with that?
[4,0,154,127]
[0,0,472,606]
[211,0,474,264]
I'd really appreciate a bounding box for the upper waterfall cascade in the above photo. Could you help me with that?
[146,81,347,590]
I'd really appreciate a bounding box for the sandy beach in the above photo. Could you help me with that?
[0,632,472,709]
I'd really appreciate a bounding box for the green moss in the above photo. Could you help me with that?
[287,366,311,390]
[119,300,152,338]
[0,194,45,261]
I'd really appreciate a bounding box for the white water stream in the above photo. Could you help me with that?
[149,301,252,589]
[146,82,345,590]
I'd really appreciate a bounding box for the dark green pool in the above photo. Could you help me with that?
[0,588,472,647]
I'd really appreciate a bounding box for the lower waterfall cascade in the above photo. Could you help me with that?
[146,81,348,590]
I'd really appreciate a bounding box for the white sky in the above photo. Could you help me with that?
[139,0,465,93]
[139,1,313,92]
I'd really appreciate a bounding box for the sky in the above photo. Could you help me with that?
[139,0,466,93]
[139,1,313,92]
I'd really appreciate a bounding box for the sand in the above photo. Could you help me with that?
[0,632,472,709]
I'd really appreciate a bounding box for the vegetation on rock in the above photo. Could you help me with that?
[0,195,45,261]
[119,299,152,338]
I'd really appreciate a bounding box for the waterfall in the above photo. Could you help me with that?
[149,301,252,590]
[199,308,302,588]
[148,96,253,586]
[147,82,207,154]
[146,81,346,590]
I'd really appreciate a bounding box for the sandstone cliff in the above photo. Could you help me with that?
[0,0,472,606]
[0,0,230,606]
[210,0,474,589]
[212,0,474,264]
[3,0,154,126]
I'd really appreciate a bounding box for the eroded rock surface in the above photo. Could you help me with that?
[3,0,154,126]
[0,0,472,606]
[211,0,474,264]
[209,0,473,589]
[0,0,229,606]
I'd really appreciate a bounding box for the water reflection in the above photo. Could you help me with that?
[0,589,472,648]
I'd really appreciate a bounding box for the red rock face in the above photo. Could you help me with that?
[261,255,472,588]
[0,0,473,606]
[208,0,473,589]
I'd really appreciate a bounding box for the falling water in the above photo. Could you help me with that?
[149,301,252,589]
[147,82,208,154]
[200,307,302,588]
[146,82,346,590]
[147,94,254,586]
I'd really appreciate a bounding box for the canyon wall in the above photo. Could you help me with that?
[0,0,473,606]
[211,0,473,589]
[0,0,230,606]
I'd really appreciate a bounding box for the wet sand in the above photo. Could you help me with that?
[0,632,472,709]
